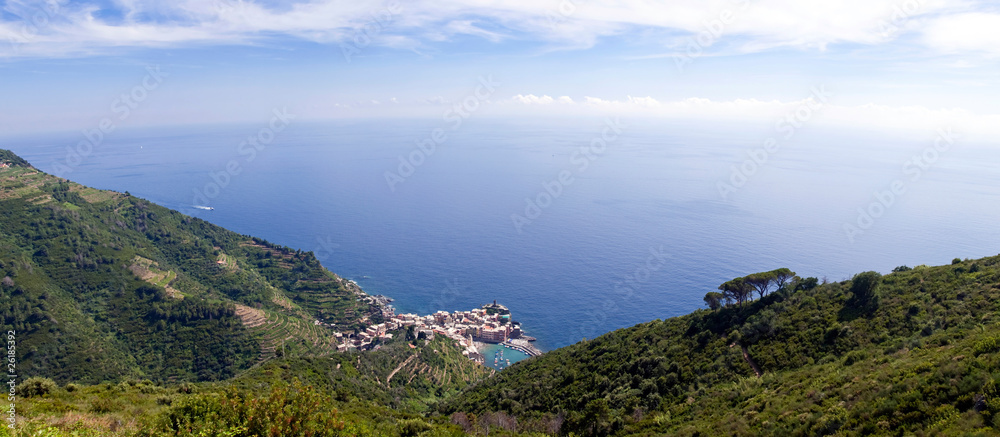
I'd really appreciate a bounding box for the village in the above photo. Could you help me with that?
[325,297,541,365]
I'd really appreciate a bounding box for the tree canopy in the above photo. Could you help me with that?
[716,268,797,308]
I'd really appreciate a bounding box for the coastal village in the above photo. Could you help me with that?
[325,288,542,366]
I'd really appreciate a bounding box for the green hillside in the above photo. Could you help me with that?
[0,150,380,384]
[6,149,1000,436]
[443,258,1000,435]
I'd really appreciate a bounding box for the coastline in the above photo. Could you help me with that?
[474,339,542,358]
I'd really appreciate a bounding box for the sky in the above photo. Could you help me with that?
[0,0,998,139]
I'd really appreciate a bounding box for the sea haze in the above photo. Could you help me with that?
[7,118,999,351]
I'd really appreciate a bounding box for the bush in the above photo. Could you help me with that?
[17,377,57,398]
[398,419,433,436]
[176,382,194,394]
[973,336,1000,356]
[152,379,345,436]
[849,271,882,307]
[796,277,819,291]
[90,396,123,413]
[155,395,175,406]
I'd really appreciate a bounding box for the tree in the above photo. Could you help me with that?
[703,292,724,310]
[850,271,882,307]
[796,277,819,291]
[745,272,775,300]
[719,278,752,306]
[771,268,796,290]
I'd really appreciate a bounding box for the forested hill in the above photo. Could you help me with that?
[444,256,1000,435]
[0,149,381,384]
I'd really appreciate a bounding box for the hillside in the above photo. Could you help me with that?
[443,257,1000,435]
[6,149,1000,436]
[0,150,381,384]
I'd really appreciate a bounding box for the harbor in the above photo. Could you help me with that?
[479,342,531,371]
[334,297,543,368]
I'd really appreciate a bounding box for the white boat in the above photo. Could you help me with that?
[193,205,214,211]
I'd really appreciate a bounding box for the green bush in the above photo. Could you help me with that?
[17,377,57,398]
[151,379,345,437]
[973,336,1000,356]
[90,395,123,413]
[156,395,175,406]
[849,271,882,307]
[398,419,433,436]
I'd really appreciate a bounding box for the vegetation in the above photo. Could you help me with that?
[0,150,30,168]
[445,258,1000,435]
[0,150,379,384]
[713,268,797,307]
[6,150,1000,435]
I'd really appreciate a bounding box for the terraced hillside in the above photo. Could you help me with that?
[0,150,380,384]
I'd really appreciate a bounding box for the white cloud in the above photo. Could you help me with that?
[922,12,1000,56]
[584,96,613,105]
[0,0,990,58]
[557,96,574,104]
[627,95,661,107]
[496,94,1000,140]
[511,94,555,104]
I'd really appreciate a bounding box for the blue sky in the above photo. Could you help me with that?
[1,0,998,138]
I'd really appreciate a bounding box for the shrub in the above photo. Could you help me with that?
[176,382,194,394]
[90,396,123,413]
[973,336,1000,356]
[153,379,345,436]
[801,277,819,290]
[843,350,867,366]
[849,271,882,307]
[398,419,433,437]
[17,377,57,398]
[155,395,175,406]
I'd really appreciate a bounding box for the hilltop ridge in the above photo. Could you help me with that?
[443,256,1000,435]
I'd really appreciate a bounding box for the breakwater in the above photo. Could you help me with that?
[503,339,542,357]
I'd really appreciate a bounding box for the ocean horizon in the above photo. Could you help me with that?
[6,118,998,352]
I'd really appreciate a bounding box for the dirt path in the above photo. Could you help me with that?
[386,354,417,387]
[731,342,762,377]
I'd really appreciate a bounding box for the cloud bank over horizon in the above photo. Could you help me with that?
[0,0,998,139]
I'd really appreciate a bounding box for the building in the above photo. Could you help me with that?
[475,326,509,343]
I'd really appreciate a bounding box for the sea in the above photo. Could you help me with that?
[4,118,998,358]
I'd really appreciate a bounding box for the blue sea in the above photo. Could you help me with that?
[5,118,998,352]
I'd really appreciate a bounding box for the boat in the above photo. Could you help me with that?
[193,205,214,211]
